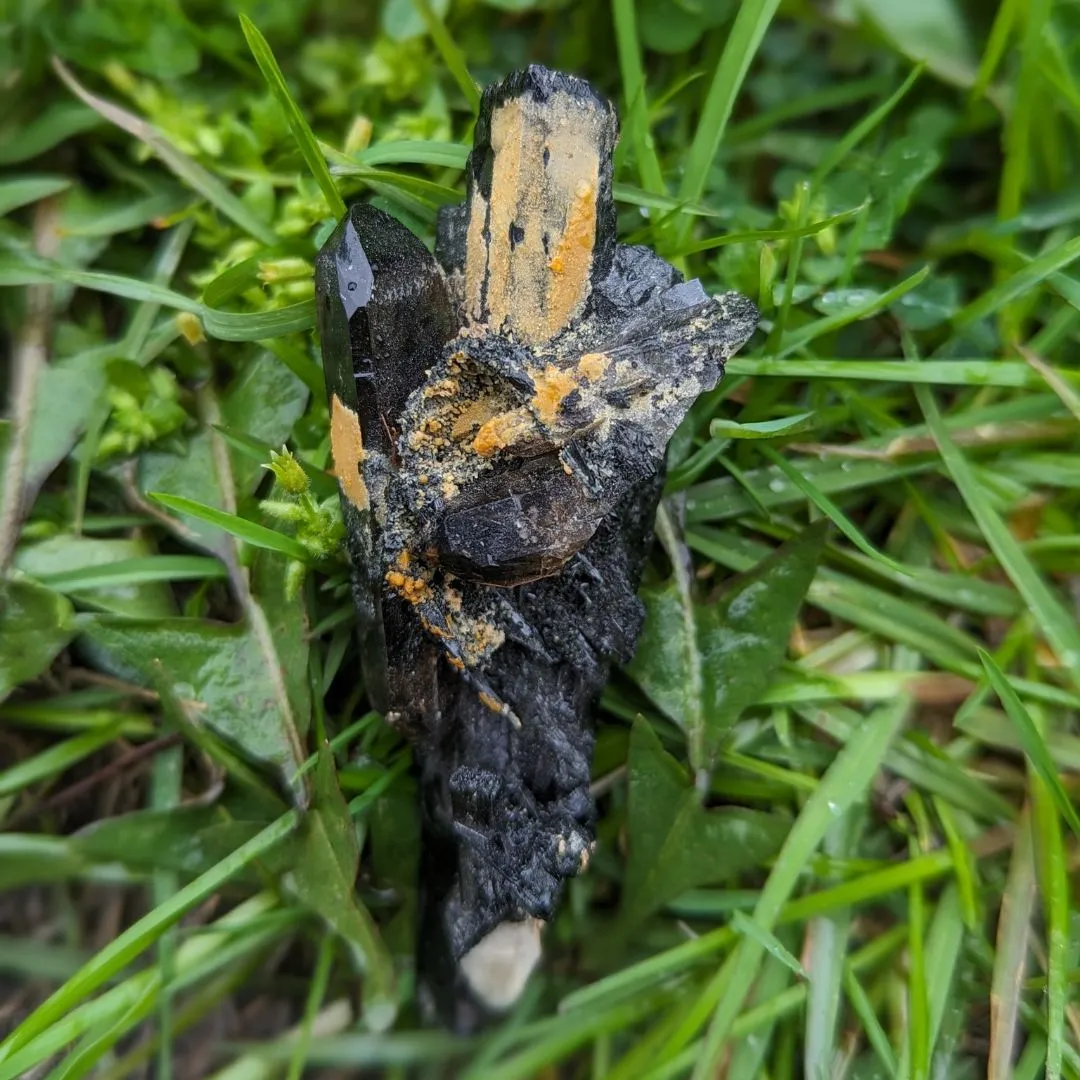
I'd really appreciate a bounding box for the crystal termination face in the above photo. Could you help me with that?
[314,64,758,1030]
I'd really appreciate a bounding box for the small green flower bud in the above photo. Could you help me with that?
[264,447,309,495]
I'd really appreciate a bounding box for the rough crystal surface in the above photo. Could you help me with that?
[315,63,759,1029]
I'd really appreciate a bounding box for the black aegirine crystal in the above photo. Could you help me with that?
[315,64,758,1029]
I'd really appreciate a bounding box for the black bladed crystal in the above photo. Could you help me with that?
[315,64,758,1029]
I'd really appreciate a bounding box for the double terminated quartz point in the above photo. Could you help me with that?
[315,65,758,1028]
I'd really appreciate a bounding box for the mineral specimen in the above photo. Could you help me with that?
[315,63,758,1030]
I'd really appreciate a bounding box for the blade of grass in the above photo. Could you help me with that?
[980,651,1080,840]
[918,385,1080,690]
[681,696,910,1078]
[1032,753,1068,1080]
[51,59,276,246]
[843,965,898,1078]
[951,230,1080,333]
[676,0,782,227]
[150,746,182,1080]
[147,493,312,562]
[0,176,71,217]
[989,809,1035,1080]
[611,0,665,197]
[757,444,907,574]
[0,721,127,799]
[0,815,299,1062]
[239,15,345,219]
[725,356,1061,388]
[0,898,295,1080]
[411,0,480,113]
[730,911,806,979]
[904,835,930,1080]
[671,203,867,257]
[778,264,931,357]
[285,934,336,1080]
[1,254,316,342]
[31,556,227,592]
[709,412,816,441]
[810,65,923,189]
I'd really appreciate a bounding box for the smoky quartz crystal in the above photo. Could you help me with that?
[315,64,758,1029]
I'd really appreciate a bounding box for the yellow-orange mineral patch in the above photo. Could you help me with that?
[546,178,598,330]
[329,394,368,511]
[530,365,578,425]
[385,569,432,605]
[472,407,536,457]
[478,691,505,714]
[577,352,610,381]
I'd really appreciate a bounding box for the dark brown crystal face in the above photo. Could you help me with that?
[315,64,758,1029]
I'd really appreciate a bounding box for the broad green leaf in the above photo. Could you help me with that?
[139,350,307,559]
[627,521,827,776]
[73,807,265,876]
[382,0,450,41]
[284,748,397,1030]
[620,719,788,932]
[0,581,77,703]
[16,537,176,618]
[856,0,978,89]
[220,350,310,493]
[25,346,111,499]
[638,0,733,54]
[79,616,308,796]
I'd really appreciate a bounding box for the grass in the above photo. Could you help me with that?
[1,0,1079,1077]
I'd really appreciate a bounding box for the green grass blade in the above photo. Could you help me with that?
[1032,762,1068,1080]
[951,231,1080,332]
[709,412,816,441]
[980,651,1080,839]
[0,814,299,1063]
[32,556,227,592]
[758,445,906,574]
[686,696,911,1077]
[611,0,666,197]
[239,15,346,219]
[672,204,866,257]
[0,722,126,799]
[811,65,923,189]
[147,493,312,562]
[778,264,931,356]
[51,59,276,246]
[988,810,1036,1080]
[730,911,806,979]
[918,384,1080,689]
[0,176,71,217]
[411,0,480,113]
[676,0,781,218]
